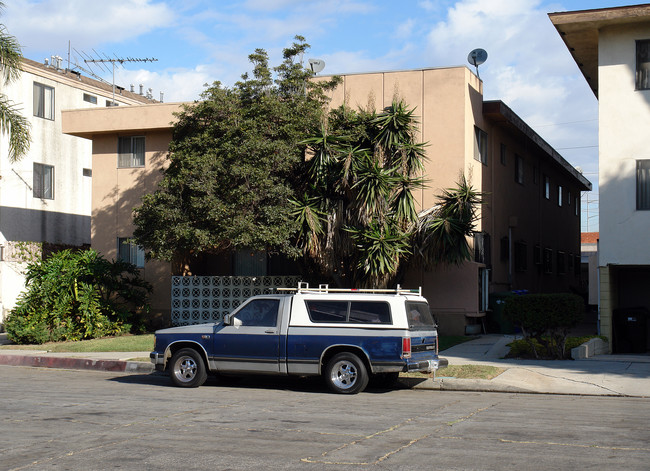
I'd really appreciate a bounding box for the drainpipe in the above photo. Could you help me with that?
[508,216,518,290]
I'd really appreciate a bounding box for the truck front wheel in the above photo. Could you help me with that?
[169,348,208,388]
[324,352,369,394]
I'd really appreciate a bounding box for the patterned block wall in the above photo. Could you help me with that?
[171,276,301,326]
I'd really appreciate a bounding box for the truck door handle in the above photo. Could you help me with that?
[265,329,277,334]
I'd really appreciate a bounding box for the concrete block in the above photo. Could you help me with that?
[571,337,609,360]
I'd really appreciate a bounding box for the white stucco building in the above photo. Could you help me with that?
[551,4,650,352]
[0,58,153,323]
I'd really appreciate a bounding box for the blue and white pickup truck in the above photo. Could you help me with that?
[150,283,448,394]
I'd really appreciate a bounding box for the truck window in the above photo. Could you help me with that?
[406,302,436,331]
[305,300,391,324]
[234,299,280,327]
[305,300,347,323]
[349,301,391,324]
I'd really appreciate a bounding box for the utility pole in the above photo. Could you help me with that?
[83,56,157,104]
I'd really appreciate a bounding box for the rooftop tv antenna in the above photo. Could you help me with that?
[84,54,158,104]
[308,58,325,74]
[467,48,488,79]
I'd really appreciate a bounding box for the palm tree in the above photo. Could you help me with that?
[293,100,426,288]
[0,2,30,162]
[294,100,482,289]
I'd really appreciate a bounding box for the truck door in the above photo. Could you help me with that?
[212,298,282,373]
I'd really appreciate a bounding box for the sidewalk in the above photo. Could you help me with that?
[1,333,649,397]
[405,335,650,397]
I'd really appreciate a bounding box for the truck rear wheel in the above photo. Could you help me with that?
[169,348,208,388]
[324,352,369,394]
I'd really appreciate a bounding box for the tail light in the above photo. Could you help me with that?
[402,337,411,358]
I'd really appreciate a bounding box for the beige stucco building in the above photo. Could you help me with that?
[551,4,650,353]
[0,58,152,323]
[63,66,590,334]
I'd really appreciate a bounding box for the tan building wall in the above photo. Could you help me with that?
[63,103,184,328]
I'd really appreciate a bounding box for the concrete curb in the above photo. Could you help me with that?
[0,354,154,374]
[400,376,531,394]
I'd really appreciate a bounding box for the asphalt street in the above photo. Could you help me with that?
[1,365,649,470]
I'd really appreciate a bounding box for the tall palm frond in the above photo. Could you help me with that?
[373,100,418,153]
[0,94,30,162]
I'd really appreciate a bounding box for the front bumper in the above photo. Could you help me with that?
[150,352,166,372]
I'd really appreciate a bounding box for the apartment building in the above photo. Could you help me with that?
[0,57,152,322]
[551,4,650,352]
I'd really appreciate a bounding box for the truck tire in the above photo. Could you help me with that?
[324,352,369,394]
[169,348,208,388]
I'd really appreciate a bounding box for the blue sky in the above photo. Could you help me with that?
[4,0,640,232]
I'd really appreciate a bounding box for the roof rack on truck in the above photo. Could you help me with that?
[277,282,421,296]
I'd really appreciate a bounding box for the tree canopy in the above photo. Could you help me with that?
[132,37,340,269]
[0,1,31,162]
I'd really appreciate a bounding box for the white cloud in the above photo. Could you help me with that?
[4,0,175,54]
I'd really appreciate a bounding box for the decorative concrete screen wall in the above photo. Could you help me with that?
[171,276,301,326]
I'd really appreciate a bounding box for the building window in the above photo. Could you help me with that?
[557,185,563,207]
[557,251,566,275]
[500,143,506,166]
[474,232,491,265]
[637,160,650,210]
[636,39,650,90]
[575,196,579,216]
[33,163,54,199]
[83,93,97,104]
[106,100,119,107]
[83,168,92,177]
[118,136,145,168]
[543,247,553,274]
[515,154,524,184]
[474,126,488,165]
[568,191,572,206]
[118,238,145,268]
[514,241,527,272]
[33,82,54,120]
[544,175,550,199]
[533,165,539,184]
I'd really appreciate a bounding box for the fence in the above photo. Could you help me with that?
[170,275,301,326]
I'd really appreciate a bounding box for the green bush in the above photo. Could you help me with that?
[508,335,608,359]
[5,249,151,344]
[504,293,583,359]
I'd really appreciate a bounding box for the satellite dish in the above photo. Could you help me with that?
[308,58,325,74]
[467,48,488,78]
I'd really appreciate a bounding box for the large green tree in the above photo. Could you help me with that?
[132,37,340,271]
[292,100,482,288]
[0,2,30,162]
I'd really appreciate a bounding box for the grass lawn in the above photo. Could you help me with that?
[401,364,505,380]
[0,334,154,352]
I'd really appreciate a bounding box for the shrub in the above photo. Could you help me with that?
[5,249,151,344]
[504,293,583,359]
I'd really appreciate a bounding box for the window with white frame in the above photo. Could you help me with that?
[474,126,488,164]
[118,136,145,168]
[33,82,54,120]
[637,160,650,210]
[118,238,145,268]
[33,163,54,199]
[636,39,650,90]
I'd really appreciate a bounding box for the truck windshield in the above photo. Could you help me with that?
[406,302,436,331]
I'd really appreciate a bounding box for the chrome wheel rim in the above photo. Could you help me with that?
[174,356,197,383]
[330,360,358,390]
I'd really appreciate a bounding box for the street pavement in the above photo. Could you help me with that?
[1,332,649,397]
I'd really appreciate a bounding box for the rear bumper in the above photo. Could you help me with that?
[406,356,448,373]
